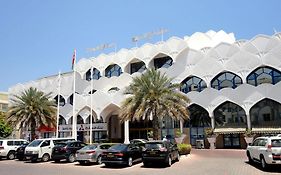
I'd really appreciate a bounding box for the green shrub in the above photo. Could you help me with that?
[177,143,191,155]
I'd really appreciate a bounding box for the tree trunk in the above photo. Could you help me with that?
[152,107,160,140]
[31,119,36,141]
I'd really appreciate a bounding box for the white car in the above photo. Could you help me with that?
[25,138,74,162]
[0,139,29,160]
[246,136,281,169]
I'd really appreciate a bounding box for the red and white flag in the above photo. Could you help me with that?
[72,49,76,70]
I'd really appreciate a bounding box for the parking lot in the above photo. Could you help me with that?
[1,149,281,175]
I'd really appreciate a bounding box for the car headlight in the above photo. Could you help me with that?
[33,151,39,154]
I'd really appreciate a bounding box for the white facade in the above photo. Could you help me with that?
[8,30,281,145]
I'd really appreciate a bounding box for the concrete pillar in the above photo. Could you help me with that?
[180,120,184,133]
[246,113,251,130]
[124,120,130,144]
[211,116,215,129]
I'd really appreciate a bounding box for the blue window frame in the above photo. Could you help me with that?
[154,56,173,69]
[130,61,146,74]
[180,76,207,93]
[247,66,281,86]
[211,72,242,90]
[105,64,122,78]
[86,68,101,81]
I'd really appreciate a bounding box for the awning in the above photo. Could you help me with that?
[252,128,281,134]
[37,125,56,132]
[213,128,246,134]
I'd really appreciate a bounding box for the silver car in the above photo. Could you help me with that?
[76,143,115,165]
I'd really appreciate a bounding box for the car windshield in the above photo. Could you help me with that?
[28,140,43,147]
[145,143,163,149]
[81,145,97,150]
[108,144,127,151]
[272,139,281,147]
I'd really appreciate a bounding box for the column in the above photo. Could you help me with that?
[180,120,184,134]
[124,120,130,144]
[246,113,251,130]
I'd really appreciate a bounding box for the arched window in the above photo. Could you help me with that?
[154,56,173,69]
[181,76,207,93]
[58,116,66,125]
[86,68,101,81]
[86,115,95,124]
[54,95,65,106]
[250,98,281,127]
[184,104,210,127]
[77,115,84,124]
[68,94,73,105]
[105,64,122,78]
[130,61,146,74]
[88,89,97,94]
[214,101,247,127]
[211,72,242,90]
[247,66,281,86]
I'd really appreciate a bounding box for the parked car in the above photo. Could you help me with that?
[25,138,75,162]
[52,141,87,163]
[16,142,30,161]
[76,143,115,165]
[246,136,281,169]
[101,143,143,167]
[0,139,29,160]
[130,139,147,150]
[142,140,179,167]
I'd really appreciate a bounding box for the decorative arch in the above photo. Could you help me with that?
[85,68,101,81]
[249,98,281,127]
[211,71,243,90]
[246,66,281,86]
[151,53,173,69]
[105,64,122,78]
[180,76,207,93]
[124,58,147,74]
[54,95,65,106]
[213,101,247,127]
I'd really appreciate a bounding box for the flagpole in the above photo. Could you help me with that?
[56,71,61,138]
[90,67,93,144]
[72,49,77,140]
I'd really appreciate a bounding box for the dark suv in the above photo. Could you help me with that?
[142,140,179,167]
[52,141,87,163]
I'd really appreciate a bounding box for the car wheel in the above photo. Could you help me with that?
[7,152,15,160]
[261,156,268,170]
[127,157,133,167]
[42,153,50,162]
[246,151,253,164]
[96,156,102,165]
[175,152,180,162]
[104,163,112,167]
[166,156,172,167]
[143,161,149,167]
[68,154,75,163]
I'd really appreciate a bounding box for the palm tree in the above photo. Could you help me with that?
[119,69,190,140]
[7,87,56,140]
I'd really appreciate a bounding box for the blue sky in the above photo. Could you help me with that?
[1,0,281,91]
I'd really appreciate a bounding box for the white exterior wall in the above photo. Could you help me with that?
[8,30,281,129]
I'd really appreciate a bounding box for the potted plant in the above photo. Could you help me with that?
[244,129,255,145]
[175,129,186,144]
[205,128,216,149]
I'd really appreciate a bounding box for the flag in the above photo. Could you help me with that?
[72,49,76,70]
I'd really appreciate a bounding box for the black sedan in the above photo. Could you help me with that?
[101,143,142,167]
[52,141,87,163]
[142,140,179,167]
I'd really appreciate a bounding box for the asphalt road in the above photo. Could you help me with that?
[1,150,281,175]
